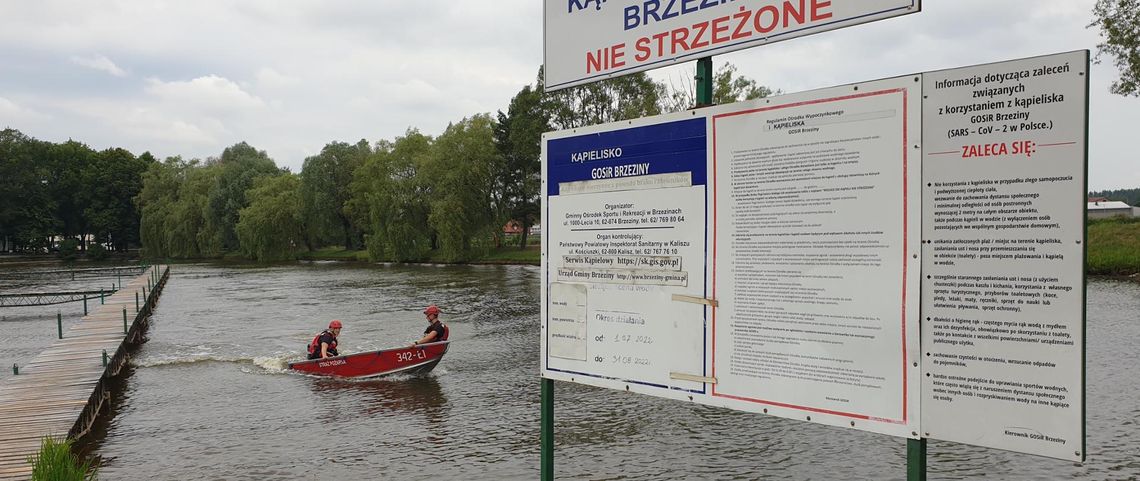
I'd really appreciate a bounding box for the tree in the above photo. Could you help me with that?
[425,114,500,262]
[0,129,55,252]
[662,61,778,111]
[348,130,435,262]
[235,174,304,261]
[543,67,666,129]
[205,142,281,251]
[46,140,95,249]
[300,140,370,250]
[494,83,547,249]
[84,148,150,251]
[137,157,224,258]
[1091,0,1140,96]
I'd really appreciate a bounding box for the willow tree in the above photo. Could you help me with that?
[205,142,281,251]
[300,140,369,250]
[425,114,500,262]
[137,158,224,258]
[235,174,303,261]
[348,130,435,262]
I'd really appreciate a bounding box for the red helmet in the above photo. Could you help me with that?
[423,305,441,316]
[328,320,343,329]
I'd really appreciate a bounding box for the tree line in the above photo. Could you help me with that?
[1,64,771,261]
[0,129,153,256]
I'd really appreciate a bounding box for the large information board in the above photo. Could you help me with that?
[543,118,711,399]
[541,51,1087,461]
[544,0,920,91]
[709,77,921,438]
[920,51,1088,461]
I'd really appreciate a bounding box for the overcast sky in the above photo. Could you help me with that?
[0,0,1135,190]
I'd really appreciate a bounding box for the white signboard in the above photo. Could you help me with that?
[544,0,920,91]
[542,76,922,439]
[542,115,711,399]
[542,52,1087,456]
[920,51,1088,461]
[708,77,921,437]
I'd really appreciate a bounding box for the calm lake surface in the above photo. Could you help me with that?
[1,262,1137,480]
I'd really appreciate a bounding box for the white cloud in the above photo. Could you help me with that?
[70,54,127,77]
[255,67,301,90]
[144,75,266,113]
[0,96,50,123]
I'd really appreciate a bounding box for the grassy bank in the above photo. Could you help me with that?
[1087,217,1140,275]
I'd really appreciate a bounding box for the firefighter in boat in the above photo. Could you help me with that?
[410,305,448,347]
[307,320,342,359]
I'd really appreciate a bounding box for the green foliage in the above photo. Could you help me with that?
[87,243,109,260]
[27,436,97,481]
[1091,0,1140,96]
[301,140,370,250]
[544,68,665,129]
[58,238,79,261]
[84,148,150,250]
[494,82,546,249]
[205,142,281,250]
[426,114,500,262]
[235,174,304,261]
[349,130,435,262]
[662,61,778,110]
[1087,217,1140,274]
[0,128,56,251]
[137,158,224,258]
[1089,187,1140,206]
[46,140,95,245]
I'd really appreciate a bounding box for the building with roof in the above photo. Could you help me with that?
[1087,200,1135,219]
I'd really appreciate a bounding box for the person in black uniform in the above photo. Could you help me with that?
[307,319,341,359]
[410,305,447,347]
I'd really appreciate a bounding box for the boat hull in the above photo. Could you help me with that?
[287,341,449,379]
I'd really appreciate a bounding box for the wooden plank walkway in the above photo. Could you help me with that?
[0,265,168,480]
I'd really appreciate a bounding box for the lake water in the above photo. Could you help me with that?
[1,262,1137,480]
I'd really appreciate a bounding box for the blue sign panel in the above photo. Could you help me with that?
[546,118,706,196]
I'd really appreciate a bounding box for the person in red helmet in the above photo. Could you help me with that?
[410,305,448,347]
[306,320,342,359]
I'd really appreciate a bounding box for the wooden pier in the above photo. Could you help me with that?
[0,265,169,480]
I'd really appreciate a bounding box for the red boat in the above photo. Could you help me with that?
[287,340,450,379]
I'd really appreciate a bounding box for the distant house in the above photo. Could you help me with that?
[503,220,540,236]
[503,220,524,235]
[1087,199,1134,219]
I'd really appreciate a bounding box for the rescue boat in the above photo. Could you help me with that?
[287,340,450,379]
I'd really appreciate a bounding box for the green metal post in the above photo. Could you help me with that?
[541,378,554,481]
[83,295,88,316]
[123,307,128,334]
[135,291,139,312]
[12,364,17,375]
[907,438,927,481]
[102,350,108,367]
[57,311,63,339]
[696,57,713,107]
[100,288,105,305]
[117,272,122,289]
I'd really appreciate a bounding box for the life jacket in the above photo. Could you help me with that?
[306,330,338,358]
[440,324,450,341]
